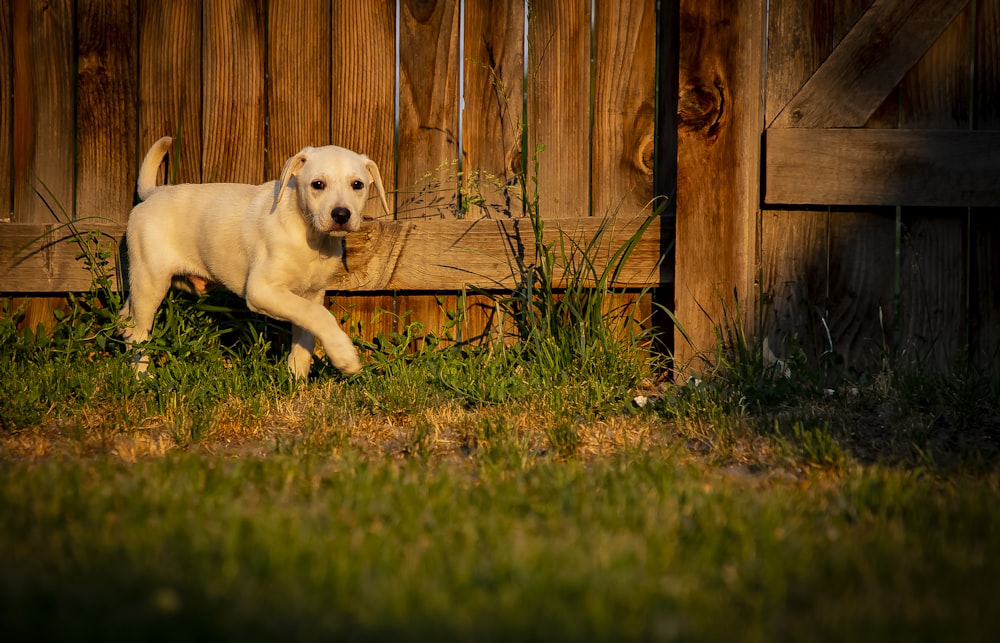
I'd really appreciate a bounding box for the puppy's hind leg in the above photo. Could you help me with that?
[288,323,316,379]
[120,277,170,375]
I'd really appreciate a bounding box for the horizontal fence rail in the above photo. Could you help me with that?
[0,216,668,293]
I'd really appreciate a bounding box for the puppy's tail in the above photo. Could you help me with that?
[136,136,174,201]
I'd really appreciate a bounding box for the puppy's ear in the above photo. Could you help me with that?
[274,148,310,208]
[365,159,390,216]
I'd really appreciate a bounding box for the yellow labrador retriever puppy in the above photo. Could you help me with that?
[121,136,389,378]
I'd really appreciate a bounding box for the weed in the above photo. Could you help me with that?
[777,420,851,472]
[545,414,583,458]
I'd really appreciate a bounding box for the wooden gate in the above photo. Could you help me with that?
[677,0,1000,377]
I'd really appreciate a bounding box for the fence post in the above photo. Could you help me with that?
[675,0,765,374]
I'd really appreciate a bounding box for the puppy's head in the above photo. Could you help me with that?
[275,145,389,234]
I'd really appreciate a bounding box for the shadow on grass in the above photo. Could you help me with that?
[0,562,479,643]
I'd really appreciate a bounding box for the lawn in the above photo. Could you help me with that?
[2,429,997,642]
[1,233,998,641]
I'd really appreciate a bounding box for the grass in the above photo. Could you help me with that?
[2,446,997,642]
[1,207,999,641]
[1,422,997,642]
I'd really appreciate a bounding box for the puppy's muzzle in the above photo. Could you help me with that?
[332,207,351,225]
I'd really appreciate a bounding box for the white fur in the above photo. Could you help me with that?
[121,136,389,378]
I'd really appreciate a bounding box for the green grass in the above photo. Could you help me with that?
[1,444,997,642]
[2,210,999,641]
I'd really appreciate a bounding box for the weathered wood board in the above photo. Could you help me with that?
[0,222,126,292]
[395,0,463,343]
[76,0,138,223]
[10,0,76,328]
[0,0,11,221]
[463,0,525,219]
[771,0,969,129]
[528,0,591,219]
[764,129,1000,207]
[138,0,203,185]
[267,0,331,174]
[202,0,266,184]
[675,0,764,372]
[592,0,657,220]
[895,6,971,372]
[13,0,74,223]
[330,0,397,218]
[0,214,666,293]
[971,0,1000,376]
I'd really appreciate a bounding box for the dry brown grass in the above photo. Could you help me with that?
[0,381,673,468]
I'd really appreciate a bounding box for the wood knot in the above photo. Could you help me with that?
[505,145,524,181]
[639,133,655,174]
[677,80,724,134]
[631,101,656,177]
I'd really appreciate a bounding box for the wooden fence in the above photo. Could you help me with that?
[0,0,670,347]
[1,0,998,379]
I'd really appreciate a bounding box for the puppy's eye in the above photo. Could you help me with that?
[351,180,365,191]
[310,180,325,190]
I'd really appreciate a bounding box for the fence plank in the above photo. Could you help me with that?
[12,0,74,223]
[10,0,75,325]
[592,0,657,220]
[327,293,397,346]
[397,0,460,217]
[396,0,462,336]
[971,0,1000,376]
[267,0,330,178]
[675,0,764,372]
[764,0,834,126]
[463,0,525,219]
[328,1,397,339]
[760,207,831,364]
[528,0,590,219]
[0,1,11,220]
[896,8,971,372]
[897,212,968,369]
[825,207,898,371]
[970,213,1000,376]
[202,0,265,184]
[761,0,832,370]
[331,0,396,217]
[455,292,512,346]
[821,0,898,375]
[138,0,203,185]
[76,0,137,223]
[772,0,969,128]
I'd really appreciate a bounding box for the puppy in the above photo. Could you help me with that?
[120,136,389,378]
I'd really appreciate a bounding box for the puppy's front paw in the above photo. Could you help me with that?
[327,344,362,375]
[333,350,363,376]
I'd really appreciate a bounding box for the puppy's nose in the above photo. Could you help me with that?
[331,207,351,225]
